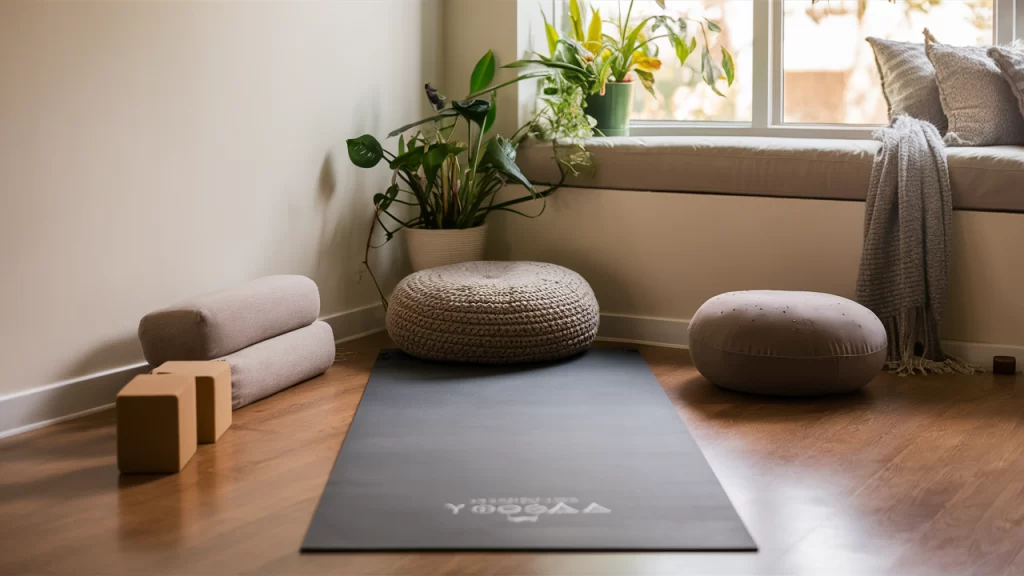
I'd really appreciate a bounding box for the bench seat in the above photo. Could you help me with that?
[517,137,1024,213]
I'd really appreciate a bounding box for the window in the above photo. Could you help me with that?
[526,0,1022,138]
[782,0,995,125]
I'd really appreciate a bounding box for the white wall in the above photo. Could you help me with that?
[444,0,520,135]
[489,189,1024,350]
[0,1,442,397]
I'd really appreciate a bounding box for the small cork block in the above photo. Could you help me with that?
[116,374,197,474]
[155,361,232,443]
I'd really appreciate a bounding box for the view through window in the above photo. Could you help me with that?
[556,0,1001,129]
[587,0,754,122]
[783,0,994,124]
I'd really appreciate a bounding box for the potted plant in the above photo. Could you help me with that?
[510,0,735,136]
[346,52,583,304]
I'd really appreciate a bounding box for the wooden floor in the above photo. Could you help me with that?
[2,333,1023,575]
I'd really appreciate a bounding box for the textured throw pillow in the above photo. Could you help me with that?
[866,37,947,132]
[925,34,1024,146]
[988,46,1024,122]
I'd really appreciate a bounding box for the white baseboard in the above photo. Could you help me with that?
[322,303,386,344]
[0,363,151,440]
[597,313,1023,371]
[5,307,1016,439]
[0,304,389,440]
[941,341,1024,372]
[597,313,690,349]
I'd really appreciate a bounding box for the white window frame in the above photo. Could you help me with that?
[521,0,1023,140]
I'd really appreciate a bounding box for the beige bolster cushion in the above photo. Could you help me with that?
[139,275,320,366]
[688,291,887,396]
[221,320,335,409]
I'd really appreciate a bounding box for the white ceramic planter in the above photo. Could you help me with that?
[404,224,488,272]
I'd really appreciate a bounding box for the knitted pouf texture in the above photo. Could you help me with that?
[386,261,600,364]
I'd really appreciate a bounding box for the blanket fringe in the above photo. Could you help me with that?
[884,356,981,376]
[883,307,983,376]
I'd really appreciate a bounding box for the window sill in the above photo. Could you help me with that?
[627,122,880,141]
[517,136,1024,214]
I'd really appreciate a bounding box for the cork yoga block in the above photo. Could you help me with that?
[116,374,197,474]
[154,361,232,443]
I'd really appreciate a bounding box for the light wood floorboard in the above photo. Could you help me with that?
[1,332,1022,575]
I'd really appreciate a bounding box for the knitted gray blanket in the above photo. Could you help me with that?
[855,116,976,374]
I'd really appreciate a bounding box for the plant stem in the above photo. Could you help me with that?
[362,211,389,310]
[484,184,560,216]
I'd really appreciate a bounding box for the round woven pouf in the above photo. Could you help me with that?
[386,261,600,364]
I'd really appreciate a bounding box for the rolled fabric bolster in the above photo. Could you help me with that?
[138,275,320,366]
[221,320,335,409]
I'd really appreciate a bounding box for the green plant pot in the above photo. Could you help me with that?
[585,82,634,137]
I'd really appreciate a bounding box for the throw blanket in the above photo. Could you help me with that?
[855,116,977,375]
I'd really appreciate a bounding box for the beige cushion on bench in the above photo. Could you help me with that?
[518,137,1024,213]
[688,291,887,396]
[138,275,320,366]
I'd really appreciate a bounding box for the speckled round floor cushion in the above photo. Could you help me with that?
[386,261,600,364]
[688,291,887,396]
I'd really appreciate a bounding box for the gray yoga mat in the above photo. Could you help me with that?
[302,348,756,552]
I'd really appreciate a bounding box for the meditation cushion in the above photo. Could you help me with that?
[688,291,887,396]
[138,275,320,366]
[386,261,599,364]
[219,320,335,409]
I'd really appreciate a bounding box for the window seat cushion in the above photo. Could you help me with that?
[516,136,1024,213]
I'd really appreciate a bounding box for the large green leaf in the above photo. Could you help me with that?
[596,56,613,94]
[543,13,558,56]
[674,35,696,65]
[373,184,400,212]
[387,109,457,138]
[635,69,656,97]
[452,99,491,126]
[706,19,722,33]
[554,38,592,70]
[722,46,735,86]
[701,45,725,97]
[421,144,450,195]
[483,136,533,193]
[569,0,585,41]
[466,70,551,99]
[622,16,656,58]
[587,8,602,43]
[503,59,586,74]
[388,146,424,171]
[483,93,497,133]
[421,142,466,194]
[469,50,496,94]
[346,134,383,169]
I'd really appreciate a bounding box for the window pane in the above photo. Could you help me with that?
[782,0,994,125]
[588,0,754,122]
